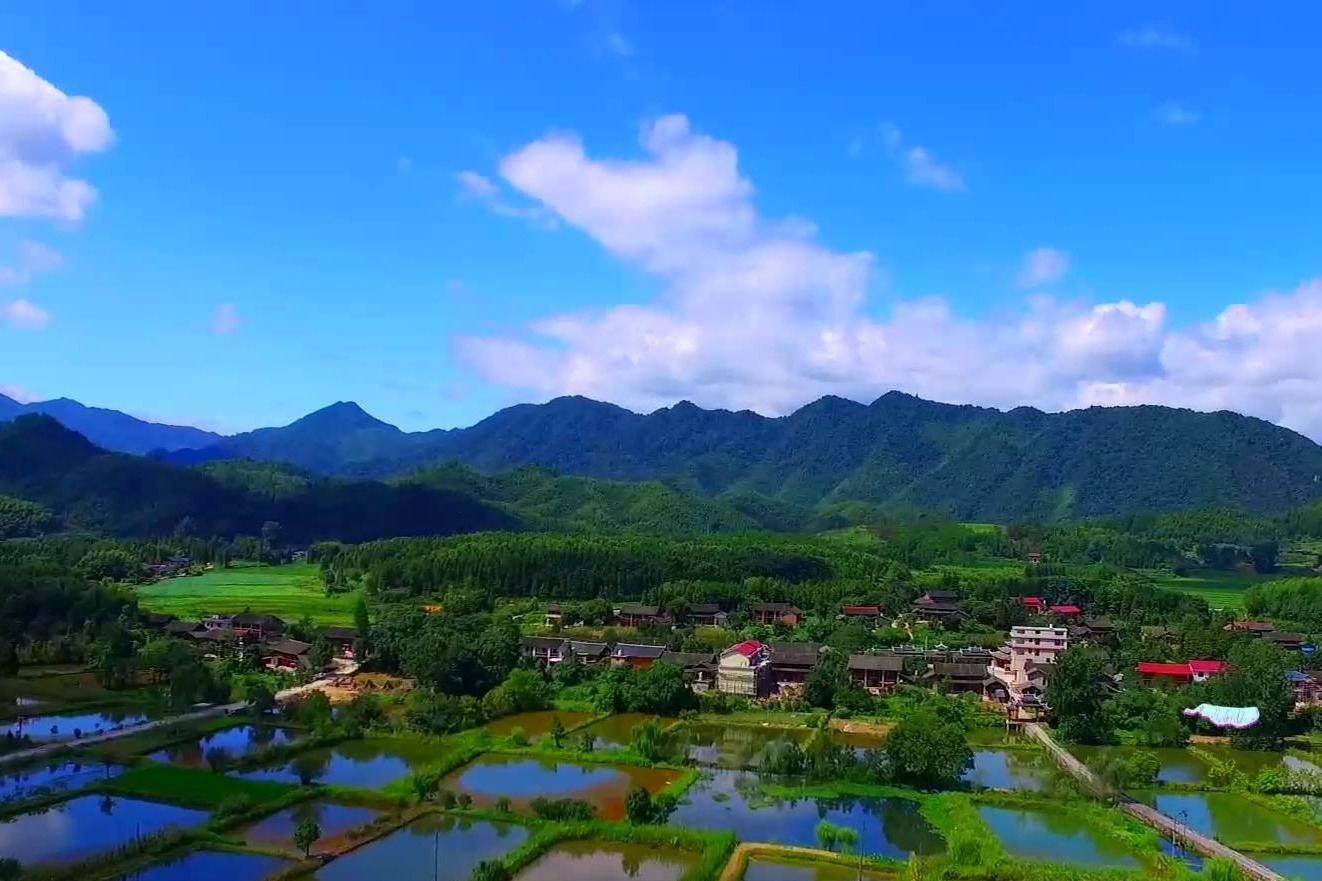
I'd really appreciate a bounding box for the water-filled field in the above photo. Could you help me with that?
[0,794,208,865]
[146,724,295,768]
[443,754,680,821]
[314,817,528,881]
[240,799,381,851]
[513,840,696,881]
[976,806,1140,868]
[235,738,437,788]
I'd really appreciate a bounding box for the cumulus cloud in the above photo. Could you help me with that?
[456,115,1322,440]
[0,298,51,330]
[1017,247,1070,288]
[1119,25,1196,54]
[0,51,114,223]
[879,124,964,193]
[212,303,240,335]
[1155,102,1200,126]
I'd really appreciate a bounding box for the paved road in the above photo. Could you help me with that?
[1024,723,1284,881]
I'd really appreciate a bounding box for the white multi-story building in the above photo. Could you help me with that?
[989,626,1068,708]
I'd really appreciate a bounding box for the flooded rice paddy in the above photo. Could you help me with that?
[315,816,528,881]
[240,799,381,851]
[0,758,121,803]
[514,840,696,881]
[115,849,290,881]
[146,724,295,768]
[443,754,680,820]
[1138,792,1322,846]
[975,806,1140,867]
[235,738,437,788]
[484,710,593,740]
[679,723,812,768]
[0,794,208,865]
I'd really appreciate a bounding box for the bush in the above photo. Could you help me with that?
[457,792,473,808]
[213,795,256,820]
[529,797,595,821]
[469,860,512,881]
[495,796,512,813]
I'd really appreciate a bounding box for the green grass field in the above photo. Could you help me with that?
[135,564,359,625]
[1141,568,1271,609]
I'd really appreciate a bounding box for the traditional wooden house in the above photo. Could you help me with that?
[1265,631,1305,651]
[768,642,822,694]
[748,602,802,627]
[840,605,882,624]
[921,662,989,695]
[521,636,566,664]
[1224,621,1276,634]
[616,605,666,627]
[611,643,666,669]
[321,626,359,660]
[567,641,610,664]
[685,604,728,628]
[911,591,966,623]
[263,638,312,672]
[163,620,204,639]
[1286,671,1322,704]
[660,650,717,691]
[717,640,771,697]
[230,613,285,641]
[848,653,904,694]
[544,604,564,628]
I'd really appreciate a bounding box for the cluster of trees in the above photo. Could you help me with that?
[1245,579,1322,632]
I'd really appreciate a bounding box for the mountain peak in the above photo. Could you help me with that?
[292,401,398,433]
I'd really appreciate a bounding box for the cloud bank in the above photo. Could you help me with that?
[456,115,1322,439]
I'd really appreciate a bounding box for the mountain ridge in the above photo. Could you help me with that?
[0,392,222,455]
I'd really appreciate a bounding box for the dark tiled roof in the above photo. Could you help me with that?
[321,626,358,641]
[265,638,310,656]
[163,620,200,635]
[522,636,566,651]
[617,604,660,616]
[660,650,716,669]
[688,604,722,615]
[848,653,904,672]
[569,641,609,657]
[751,602,800,613]
[231,613,285,628]
[769,642,822,667]
[925,662,989,680]
[612,643,666,659]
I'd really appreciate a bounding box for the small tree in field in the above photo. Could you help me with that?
[549,715,565,748]
[293,818,321,857]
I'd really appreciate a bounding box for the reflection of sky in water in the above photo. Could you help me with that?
[454,758,622,797]
[147,725,293,767]
[0,761,121,802]
[0,795,207,864]
[315,818,527,881]
[1146,792,1322,846]
[1,710,148,741]
[115,849,290,881]
[977,806,1139,867]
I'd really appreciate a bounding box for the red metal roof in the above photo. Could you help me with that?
[1022,597,1043,606]
[727,640,764,657]
[841,605,881,615]
[1188,660,1226,674]
[1049,604,1082,614]
[1136,662,1193,677]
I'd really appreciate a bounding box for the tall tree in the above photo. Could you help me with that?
[1046,647,1110,744]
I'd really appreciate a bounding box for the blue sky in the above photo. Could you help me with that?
[2,2,1321,437]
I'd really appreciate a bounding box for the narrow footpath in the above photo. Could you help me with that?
[1024,723,1285,881]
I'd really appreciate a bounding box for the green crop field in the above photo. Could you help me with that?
[135,563,359,625]
[1141,568,1272,609]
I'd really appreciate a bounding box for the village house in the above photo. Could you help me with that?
[848,653,904,694]
[163,620,204,639]
[1068,617,1117,645]
[1224,621,1276,634]
[202,614,232,632]
[840,605,883,624]
[615,604,667,628]
[230,613,285,641]
[1135,660,1226,687]
[1048,604,1083,620]
[920,662,989,695]
[911,590,966,623]
[544,605,564,628]
[1021,596,1044,613]
[263,638,312,672]
[1026,551,1043,564]
[748,602,802,627]
[988,626,1067,710]
[717,640,771,697]
[1264,631,1305,651]
[660,650,717,692]
[321,626,359,660]
[684,604,727,628]
[768,642,822,694]
[521,636,566,664]
[567,641,610,664]
[1287,671,1322,705]
[611,643,666,669]
[142,612,177,631]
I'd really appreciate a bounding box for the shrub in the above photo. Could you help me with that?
[495,796,512,813]
[529,797,595,821]
[469,860,512,881]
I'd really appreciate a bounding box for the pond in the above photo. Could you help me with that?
[443,754,680,821]
[0,707,152,741]
[976,806,1140,868]
[580,714,675,750]
[515,840,696,881]
[115,849,291,881]
[235,738,438,789]
[0,759,122,804]
[146,725,296,768]
[669,771,945,859]
[743,857,894,881]
[0,794,208,865]
[315,816,528,881]
[1070,746,1213,784]
[829,731,886,758]
[1260,854,1322,881]
[240,799,381,851]
[961,749,1056,792]
[1138,792,1322,846]
[678,723,812,768]
[485,711,594,740]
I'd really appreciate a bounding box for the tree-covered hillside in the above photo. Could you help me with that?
[199,392,1322,521]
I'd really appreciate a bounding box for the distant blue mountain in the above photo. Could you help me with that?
[0,392,222,455]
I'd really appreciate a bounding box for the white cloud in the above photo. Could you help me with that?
[211,303,240,335]
[1119,25,1196,54]
[605,32,633,57]
[879,124,964,193]
[456,168,556,228]
[0,51,114,223]
[1155,102,1200,126]
[456,170,497,198]
[0,384,38,403]
[0,239,62,287]
[1017,247,1070,288]
[0,298,51,330]
[456,115,1322,440]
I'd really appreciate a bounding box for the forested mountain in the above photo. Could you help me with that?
[182,393,1322,521]
[0,391,221,454]
[0,416,516,542]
